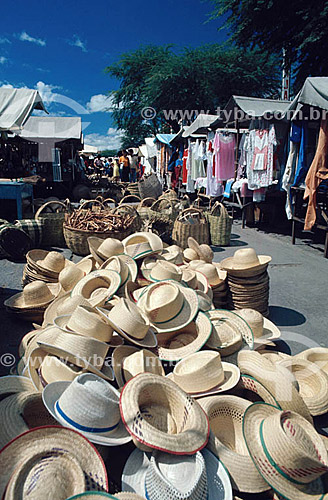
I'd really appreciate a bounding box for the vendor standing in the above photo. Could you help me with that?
[128,149,138,183]
[119,150,130,182]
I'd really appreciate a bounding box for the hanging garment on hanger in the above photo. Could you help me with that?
[214,133,235,181]
[247,125,277,189]
[182,148,188,184]
[186,140,195,193]
[282,123,301,219]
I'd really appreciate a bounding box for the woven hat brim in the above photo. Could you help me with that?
[220,255,271,272]
[100,254,138,283]
[121,448,232,500]
[42,382,132,446]
[123,232,163,253]
[87,237,106,265]
[75,258,93,275]
[4,283,61,310]
[42,291,71,327]
[296,348,328,376]
[53,315,115,345]
[71,270,121,307]
[112,346,164,388]
[205,309,254,352]
[0,425,108,497]
[137,285,199,334]
[0,376,37,399]
[66,493,118,499]
[154,312,212,362]
[242,402,327,500]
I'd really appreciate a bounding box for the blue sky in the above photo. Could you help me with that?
[0,0,225,150]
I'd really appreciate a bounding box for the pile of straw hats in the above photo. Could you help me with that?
[221,248,271,316]
[23,249,74,285]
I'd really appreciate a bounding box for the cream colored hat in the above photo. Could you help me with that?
[59,265,85,292]
[182,269,209,293]
[0,426,108,498]
[101,254,138,283]
[55,305,114,343]
[42,292,91,327]
[71,270,121,307]
[296,348,328,376]
[137,281,199,333]
[88,236,124,264]
[169,350,240,398]
[0,376,37,401]
[188,259,206,270]
[36,250,67,273]
[42,373,132,446]
[197,263,227,288]
[67,494,118,500]
[237,350,313,423]
[243,402,328,500]
[154,312,212,362]
[123,231,163,254]
[140,254,164,280]
[123,236,153,260]
[112,346,164,387]
[199,395,269,493]
[115,494,146,500]
[183,247,199,262]
[97,298,157,348]
[205,310,254,356]
[220,248,271,274]
[149,260,182,282]
[188,237,213,263]
[236,308,281,345]
[161,246,184,265]
[4,281,61,310]
[120,372,209,454]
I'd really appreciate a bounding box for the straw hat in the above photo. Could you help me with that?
[239,374,282,407]
[154,312,212,362]
[115,494,146,500]
[19,329,40,357]
[205,310,254,355]
[112,346,164,387]
[149,260,182,282]
[183,248,199,262]
[243,402,328,500]
[189,259,206,269]
[161,246,184,266]
[182,269,209,293]
[196,290,214,312]
[120,372,209,454]
[169,351,240,397]
[199,395,270,493]
[43,373,132,446]
[97,298,157,348]
[236,308,281,345]
[59,265,86,292]
[42,292,91,327]
[278,358,328,416]
[55,305,114,343]
[71,270,121,307]
[0,391,57,449]
[257,348,291,364]
[67,494,118,500]
[36,250,69,273]
[188,237,213,263]
[123,232,163,254]
[197,263,227,288]
[88,236,124,264]
[0,426,108,498]
[137,281,199,333]
[237,350,313,423]
[4,281,61,309]
[122,448,232,500]
[140,254,164,280]
[296,348,328,375]
[0,375,37,401]
[101,254,138,283]
[35,327,114,381]
[220,248,271,275]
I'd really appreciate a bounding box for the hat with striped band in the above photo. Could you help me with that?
[66,494,119,500]
[71,270,121,308]
[100,254,138,283]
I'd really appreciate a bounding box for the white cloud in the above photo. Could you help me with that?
[0,83,14,88]
[19,31,46,46]
[86,94,114,113]
[0,37,11,44]
[0,57,7,64]
[69,35,87,52]
[84,128,124,151]
[35,81,61,104]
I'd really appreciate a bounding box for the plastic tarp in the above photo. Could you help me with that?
[220,96,291,125]
[19,116,82,140]
[0,88,47,131]
[81,145,98,154]
[285,77,328,114]
[182,114,218,137]
[154,133,175,145]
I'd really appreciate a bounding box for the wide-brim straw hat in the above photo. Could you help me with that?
[197,263,227,288]
[42,292,91,327]
[148,260,183,283]
[101,254,138,283]
[205,309,254,355]
[71,270,121,307]
[120,373,209,454]
[27,249,73,274]
[242,402,328,500]
[42,380,132,446]
[187,237,213,263]
[121,448,232,500]
[199,395,269,493]
[137,281,199,334]
[0,426,108,498]
[112,346,164,387]
[235,309,281,345]
[88,236,124,265]
[123,232,163,254]
[0,391,57,450]
[220,248,271,276]
[140,255,164,281]
[0,376,37,401]
[153,312,212,362]
[4,282,61,310]
[239,374,282,408]
[277,358,328,417]
[237,350,313,423]
[296,348,328,376]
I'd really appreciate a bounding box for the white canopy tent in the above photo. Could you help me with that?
[18,116,82,140]
[0,88,47,131]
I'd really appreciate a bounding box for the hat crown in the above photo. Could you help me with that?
[182,270,197,289]
[57,373,120,430]
[103,256,128,283]
[59,266,84,292]
[173,351,225,393]
[123,350,163,382]
[98,238,123,258]
[145,452,208,500]
[42,251,66,272]
[234,248,260,266]
[262,410,328,484]
[238,308,264,337]
[144,282,183,324]
[24,281,53,305]
[57,295,90,316]
[151,261,182,282]
[66,305,112,342]
[41,354,83,384]
[107,298,150,339]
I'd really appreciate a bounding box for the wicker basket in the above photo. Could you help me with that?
[119,194,141,207]
[207,202,232,246]
[138,173,162,199]
[34,200,68,247]
[112,204,142,233]
[149,198,179,224]
[172,207,210,248]
[63,224,133,256]
[102,198,117,209]
[160,189,178,201]
[137,197,156,221]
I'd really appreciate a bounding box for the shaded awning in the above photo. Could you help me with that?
[154,133,175,145]
[284,77,328,116]
[18,116,82,140]
[217,96,291,125]
[0,88,47,131]
[182,114,219,137]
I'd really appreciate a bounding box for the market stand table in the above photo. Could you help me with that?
[0,180,33,219]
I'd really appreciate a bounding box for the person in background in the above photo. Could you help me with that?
[112,157,120,183]
[119,150,130,182]
[94,155,103,179]
[128,148,138,183]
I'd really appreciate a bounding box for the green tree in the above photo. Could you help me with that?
[209,0,328,89]
[106,44,280,146]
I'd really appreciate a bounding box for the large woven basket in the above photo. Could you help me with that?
[207,202,232,246]
[172,207,210,248]
[160,189,178,201]
[119,194,141,207]
[35,200,68,247]
[112,204,142,233]
[137,197,156,221]
[149,198,179,224]
[138,173,163,199]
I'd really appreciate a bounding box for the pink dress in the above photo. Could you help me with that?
[214,133,236,181]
